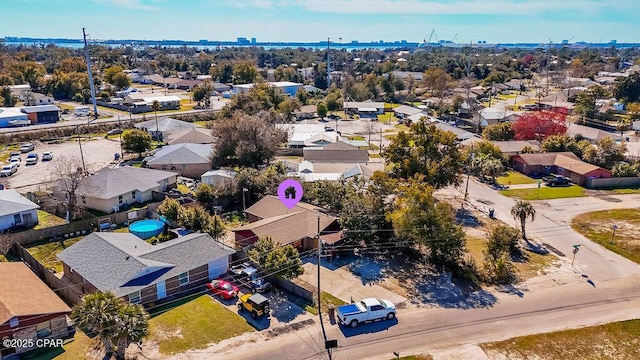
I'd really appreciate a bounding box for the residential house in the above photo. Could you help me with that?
[406,111,430,124]
[303,141,369,163]
[7,84,31,101]
[0,107,29,128]
[277,123,330,152]
[134,117,200,141]
[303,132,343,148]
[290,161,384,182]
[211,83,232,93]
[391,71,424,81]
[295,104,318,121]
[144,143,213,178]
[124,93,181,111]
[233,195,341,251]
[175,79,202,91]
[233,81,303,97]
[343,101,385,118]
[477,107,517,127]
[76,167,178,214]
[57,232,235,306]
[461,140,541,158]
[510,152,611,186]
[201,169,236,187]
[0,190,39,231]
[20,105,60,124]
[23,93,54,106]
[431,120,477,141]
[165,127,215,145]
[302,85,322,93]
[0,263,72,358]
[393,105,423,119]
[566,124,622,144]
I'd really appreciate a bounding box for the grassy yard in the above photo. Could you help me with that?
[481,319,640,359]
[34,210,67,229]
[500,185,587,200]
[572,209,640,264]
[148,294,254,355]
[496,171,537,185]
[377,113,398,123]
[347,135,366,141]
[304,291,347,316]
[466,236,555,281]
[26,236,84,273]
[22,330,99,360]
[611,187,640,194]
[395,124,410,131]
[193,120,211,127]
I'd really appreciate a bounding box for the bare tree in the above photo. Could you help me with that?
[363,121,378,145]
[48,156,87,221]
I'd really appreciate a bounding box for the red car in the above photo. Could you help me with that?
[206,279,239,300]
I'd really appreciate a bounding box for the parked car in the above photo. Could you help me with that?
[20,143,35,153]
[25,153,38,165]
[337,298,396,328]
[543,174,570,186]
[10,152,21,159]
[9,158,20,167]
[41,151,53,161]
[106,128,123,136]
[230,263,271,293]
[0,163,18,177]
[237,293,270,319]
[206,279,239,300]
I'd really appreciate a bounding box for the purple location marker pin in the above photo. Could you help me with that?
[277,179,304,209]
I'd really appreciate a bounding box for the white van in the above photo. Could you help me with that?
[0,163,19,177]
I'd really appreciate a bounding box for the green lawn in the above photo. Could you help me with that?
[148,294,254,355]
[34,210,67,229]
[193,120,211,127]
[572,209,640,264]
[481,319,640,360]
[347,135,366,141]
[500,185,587,200]
[395,124,410,131]
[611,187,640,194]
[496,172,537,185]
[26,236,84,273]
[304,291,347,316]
[377,113,398,123]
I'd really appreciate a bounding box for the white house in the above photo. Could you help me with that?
[76,167,178,214]
[477,107,518,127]
[201,169,237,187]
[7,84,31,100]
[0,190,39,230]
[343,101,385,117]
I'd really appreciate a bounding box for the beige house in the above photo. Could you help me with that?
[76,167,178,214]
[144,143,213,178]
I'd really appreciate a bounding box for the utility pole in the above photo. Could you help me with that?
[76,125,87,174]
[117,115,123,159]
[82,28,98,121]
[463,145,473,207]
[327,38,331,89]
[546,39,552,96]
[316,216,333,360]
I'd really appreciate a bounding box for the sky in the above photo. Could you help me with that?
[2,0,639,44]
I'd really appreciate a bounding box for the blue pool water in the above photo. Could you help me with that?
[129,219,165,240]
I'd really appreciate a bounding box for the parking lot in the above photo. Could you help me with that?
[4,137,122,190]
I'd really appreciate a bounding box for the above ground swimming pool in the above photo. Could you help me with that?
[129,219,165,240]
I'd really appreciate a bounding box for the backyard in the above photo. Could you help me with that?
[572,208,640,264]
[26,236,84,273]
[496,171,537,186]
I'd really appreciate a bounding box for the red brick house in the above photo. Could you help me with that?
[510,152,612,186]
[0,263,72,358]
[233,195,341,251]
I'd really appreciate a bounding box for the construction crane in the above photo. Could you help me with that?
[424,29,436,46]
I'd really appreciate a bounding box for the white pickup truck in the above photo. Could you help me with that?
[336,298,396,328]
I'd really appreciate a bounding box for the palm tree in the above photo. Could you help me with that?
[511,200,536,240]
[151,100,161,141]
[71,292,121,355]
[114,303,149,359]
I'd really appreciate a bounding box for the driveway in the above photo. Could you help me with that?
[5,137,122,190]
[299,258,407,305]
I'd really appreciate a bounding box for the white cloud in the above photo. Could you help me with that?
[283,0,636,15]
[110,0,157,10]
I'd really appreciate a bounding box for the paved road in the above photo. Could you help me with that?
[175,276,640,360]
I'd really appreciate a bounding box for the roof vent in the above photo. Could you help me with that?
[126,256,130,260]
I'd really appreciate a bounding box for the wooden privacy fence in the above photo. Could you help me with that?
[13,243,82,306]
[270,276,317,304]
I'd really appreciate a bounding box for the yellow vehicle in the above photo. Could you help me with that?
[237,293,270,319]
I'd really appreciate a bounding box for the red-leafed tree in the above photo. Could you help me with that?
[513,110,567,141]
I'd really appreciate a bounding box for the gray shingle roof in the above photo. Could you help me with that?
[76,167,178,200]
[165,127,216,145]
[145,143,213,165]
[20,105,60,113]
[134,117,200,133]
[0,189,39,217]
[57,232,235,297]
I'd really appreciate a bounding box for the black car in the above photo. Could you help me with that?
[543,174,570,186]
